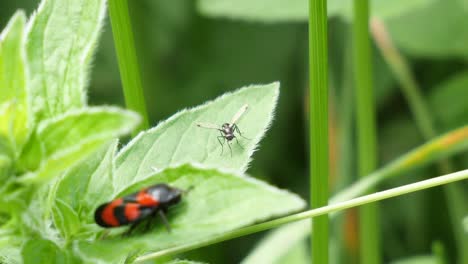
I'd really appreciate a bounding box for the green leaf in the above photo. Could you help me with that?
[74,164,305,263]
[18,107,140,183]
[0,154,12,183]
[277,240,309,264]
[387,0,468,58]
[242,221,309,264]
[26,0,107,120]
[196,0,435,22]
[52,199,81,241]
[0,244,21,264]
[53,141,117,239]
[0,12,30,153]
[21,238,73,264]
[114,83,279,193]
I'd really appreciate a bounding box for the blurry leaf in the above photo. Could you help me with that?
[166,260,207,264]
[26,0,107,120]
[53,141,117,239]
[74,164,305,263]
[0,154,12,183]
[390,255,438,264]
[18,107,140,183]
[52,199,81,241]
[277,240,308,264]
[114,83,279,193]
[197,0,434,22]
[0,244,21,264]
[429,71,468,130]
[21,238,72,264]
[0,12,30,153]
[431,241,447,264]
[464,216,468,232]
[242,221,309,264]
[387,0,468,58]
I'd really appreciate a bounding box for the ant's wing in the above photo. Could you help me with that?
[196,122,220,130]
[230,104,249,124]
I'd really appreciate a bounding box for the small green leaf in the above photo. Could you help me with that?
[18,107,140,183]
[74,164,305,263]
[53,141,117,239]
[196,0,435,22]
[26,0,107,120]
[21,238,72,264]
[114,83,279,193]
[52,199,81,241]
[0,12,30,153]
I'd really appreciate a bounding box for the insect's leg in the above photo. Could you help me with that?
[158,210,172,233]
[123,221,142,237]
[234,136,244,149]
[99,230,111,240]
[123,207,155,236]
[227,141,233,157]
[233,124,250,140]
[217,135,225,155]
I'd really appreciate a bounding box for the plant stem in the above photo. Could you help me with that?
[309,0,329,262]
[108,0,149,134]
[135,169,468,262]
[353,0,380,263]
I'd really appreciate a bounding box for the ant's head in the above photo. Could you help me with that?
[221,123,231,129]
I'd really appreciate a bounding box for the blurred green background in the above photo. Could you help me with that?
[1,0,467,263]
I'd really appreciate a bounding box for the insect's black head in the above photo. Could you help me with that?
[148,184,183,207]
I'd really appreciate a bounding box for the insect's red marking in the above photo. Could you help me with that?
[102,198,123,227]
[136,189,160,206]
[124,203,141,221]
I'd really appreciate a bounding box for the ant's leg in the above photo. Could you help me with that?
[227,141,233,157]
[234,136,244,149]
[158,210,172,233]
[217,135,225,155]
[233,124,250,140]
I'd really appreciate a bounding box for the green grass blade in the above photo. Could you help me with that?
[134,168,468,262]
[353,1,380,263]
[108,0,149,133]
[309,0,329,262]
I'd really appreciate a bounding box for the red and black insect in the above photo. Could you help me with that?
[94,183,184,234]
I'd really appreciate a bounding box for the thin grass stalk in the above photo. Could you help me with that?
[309,0,329,262]
[108,0,150,134]
[135,169,468,262]
[371,18,468,264]
[353,1,380,263]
